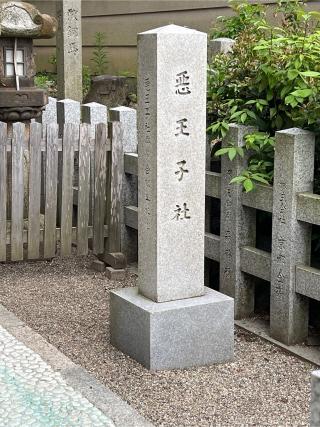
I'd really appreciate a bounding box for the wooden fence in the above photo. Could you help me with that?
[0,97,125,262]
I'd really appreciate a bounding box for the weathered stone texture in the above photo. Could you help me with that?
[82,102,107,139]
[219,124,256,318]
[110,287,234,370]
[311,370,320,426]
[270,128,315,345]
[137,24,207,303]
[56,0,82,102]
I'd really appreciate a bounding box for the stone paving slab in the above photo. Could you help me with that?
[0,305,153,427]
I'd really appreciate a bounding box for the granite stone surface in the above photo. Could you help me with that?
[137,24,207,302]
[57,99,81,128]
[208,37,235,59]
[56,0,82,102]
[270,128,315,345]
[219,124,256,319]
[311,370,320,426]
[37,97,57,126]
[82,102,107,139]
[110,286,234,371]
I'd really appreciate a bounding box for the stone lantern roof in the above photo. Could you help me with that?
[0,1,57,39]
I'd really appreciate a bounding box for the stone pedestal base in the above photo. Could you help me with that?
[110,287,234,371]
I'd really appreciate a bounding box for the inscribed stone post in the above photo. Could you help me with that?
[220,124,256,318]
[110,25,234,371]
[270,128,314,345]
[138,25,206,302]
[56,0,82,102]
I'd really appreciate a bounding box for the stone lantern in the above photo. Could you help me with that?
[0,1,57,122]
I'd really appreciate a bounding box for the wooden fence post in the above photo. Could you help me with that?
[220,124,257,318]
[56,99,80,225]
[0,122,7,262]
[109,107,138,264]
[93,123,108,255]
[82,102,108,227]
[36,97,57,213]
[270,128,315,345]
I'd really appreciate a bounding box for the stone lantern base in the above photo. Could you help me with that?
[0,88,47,121]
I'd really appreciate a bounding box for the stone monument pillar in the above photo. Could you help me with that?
[56,0,82,102]
[110,25,234,371]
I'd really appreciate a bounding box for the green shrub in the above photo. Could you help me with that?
[82,65,92,98]
[208,0,320,192]
[91,32,109,76]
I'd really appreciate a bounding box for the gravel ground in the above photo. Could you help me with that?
[0,253,316,426]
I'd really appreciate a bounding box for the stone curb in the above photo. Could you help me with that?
[236,318,320,367]
[0,304,153,427]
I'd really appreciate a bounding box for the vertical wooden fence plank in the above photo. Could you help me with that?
[93,123,107,255]
[11,122,25,261]
[82,102,107,227]
[44,123,59,258]
[109,107,137,263]
[0,122,7,261]
[60,123,77,256]
[106,121,123,254]
[28,122,42,259]
[77,123,90,255]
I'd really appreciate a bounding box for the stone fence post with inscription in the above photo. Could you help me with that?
[110,25,233,371]
[220,124,256,319]
[56,0,83,102]
[270,128,315,345]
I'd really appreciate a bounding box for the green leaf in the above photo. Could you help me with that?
[243,179,254,192]
[228,147,237,161]
[300,71,320,78]
[291,88,313,98]
[214,148,230,157]
[230,176,246,184]
[236,147,244,158]
[240,112,247,123]
[251,174,270,184]
[288,69,299,80]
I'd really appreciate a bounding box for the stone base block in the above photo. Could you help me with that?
[106,267,125,281]
[90,259,106,273]
[110,286,234,370]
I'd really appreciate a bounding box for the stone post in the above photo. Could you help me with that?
[37,97,57,128]
[109,107,138,264]
[208,37,235,61]
[311,370,320,426]
[110,25,233,371]
[56,0,82,102]
[220,124,256,318]
[82,102,108,139]
[57,99,81,129]
[270,128,315,345]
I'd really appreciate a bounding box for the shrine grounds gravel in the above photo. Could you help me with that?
[0,253,316,427]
